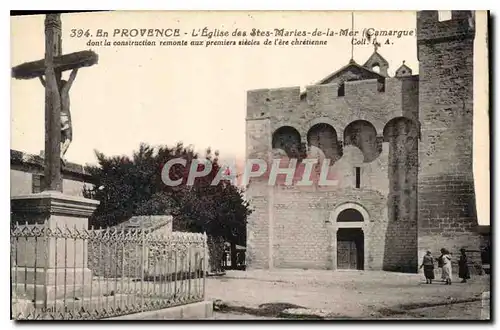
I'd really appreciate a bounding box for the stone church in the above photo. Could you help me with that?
[245,11,482,272]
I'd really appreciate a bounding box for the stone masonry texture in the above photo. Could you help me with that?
[417,11,481,270]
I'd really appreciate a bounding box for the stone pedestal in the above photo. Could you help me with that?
[11,191,99,303]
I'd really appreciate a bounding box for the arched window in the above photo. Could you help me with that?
[307,123,342,163]
[371,64,380,73]
[272,126,302,159]
[344,120,380,162]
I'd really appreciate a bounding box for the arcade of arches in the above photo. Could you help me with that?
[271,120,384,165]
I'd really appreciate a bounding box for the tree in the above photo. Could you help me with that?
[83,142,251,272]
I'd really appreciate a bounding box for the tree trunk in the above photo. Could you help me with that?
[230,242,237,269]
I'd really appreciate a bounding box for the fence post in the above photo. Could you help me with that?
[140,227,145,312]
[203,232,207,300]
[43,221,49,314]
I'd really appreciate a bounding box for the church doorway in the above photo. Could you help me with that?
[337,228,364,270]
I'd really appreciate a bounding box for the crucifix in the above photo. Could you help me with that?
[12,14,98,192]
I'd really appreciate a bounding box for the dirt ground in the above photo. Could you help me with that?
[206,269,490,320]
[212,312,280,320]
[212,301,484,320]
[381,301,485,319]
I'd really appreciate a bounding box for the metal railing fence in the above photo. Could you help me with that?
[11,221,207,320]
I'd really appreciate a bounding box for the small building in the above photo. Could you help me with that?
[10,149,94,197]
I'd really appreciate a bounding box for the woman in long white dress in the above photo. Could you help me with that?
[440,248,453,285]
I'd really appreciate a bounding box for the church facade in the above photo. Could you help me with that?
[245,11,482,272]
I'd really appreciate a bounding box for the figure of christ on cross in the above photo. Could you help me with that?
[12,14,98,191]
[38,68,78,165]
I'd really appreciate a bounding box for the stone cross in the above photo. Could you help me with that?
[44,14,63,192]
[373,38,381,53]
[12,14,98,192]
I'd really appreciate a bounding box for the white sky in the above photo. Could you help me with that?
[10,11,489,224]
[11,11,423,165]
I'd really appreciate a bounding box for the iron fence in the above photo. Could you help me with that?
[11,221,207,320]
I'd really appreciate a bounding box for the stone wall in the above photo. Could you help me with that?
[383,118,419,272]
[246,63,420,271]
[247,74,419,140]
[10,168,91,198]
[88,225,204,279]
[10,169,32,197]
[246,142,399,270]
[246,178,271,269]
[62,178,89,197]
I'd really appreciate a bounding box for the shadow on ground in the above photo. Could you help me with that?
[208,270,491,320]
[215,301,350,320]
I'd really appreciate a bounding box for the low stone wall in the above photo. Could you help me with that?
[105,301,213,320]
[88,229,206,279]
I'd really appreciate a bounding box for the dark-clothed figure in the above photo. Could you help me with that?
[420,251,435,284]
[459,248,471,283]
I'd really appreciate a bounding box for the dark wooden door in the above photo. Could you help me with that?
[337,239,358,270]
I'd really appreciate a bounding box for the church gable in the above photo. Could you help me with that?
[300,61,383,99]
[395,61,413,77]
[363,51,389,77]
[317,62,383,86]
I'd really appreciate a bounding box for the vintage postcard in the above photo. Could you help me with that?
[10,10,490,321]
